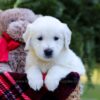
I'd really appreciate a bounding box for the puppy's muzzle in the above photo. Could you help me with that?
[44,49,53,58]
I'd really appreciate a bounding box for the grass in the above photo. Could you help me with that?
[81,64,100,100]
[81,85,100,100]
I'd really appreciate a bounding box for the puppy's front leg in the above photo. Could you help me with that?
[45,66,71,91]
[26,66,43,91]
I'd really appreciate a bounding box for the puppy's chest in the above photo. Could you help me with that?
[37,61,55,72]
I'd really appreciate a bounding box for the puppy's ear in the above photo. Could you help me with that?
[23,24,32,50]
[62,23,72,49]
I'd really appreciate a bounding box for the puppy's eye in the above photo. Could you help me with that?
[54,36,59,41]
[37,36,43,41]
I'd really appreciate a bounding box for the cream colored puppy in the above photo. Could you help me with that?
[23,16,85,91]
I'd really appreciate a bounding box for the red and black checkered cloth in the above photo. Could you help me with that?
[0,72,80,100]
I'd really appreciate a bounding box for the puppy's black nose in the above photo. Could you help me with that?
[44,49,53,58]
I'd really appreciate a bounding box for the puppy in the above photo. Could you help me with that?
[23,16,85,91]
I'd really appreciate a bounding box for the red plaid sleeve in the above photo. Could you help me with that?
[0,72,31,100]
[0,72,80,100]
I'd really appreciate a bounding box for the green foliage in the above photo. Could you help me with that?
[0,0,15,9]
[0,0,100,86]
[15,0,65,18]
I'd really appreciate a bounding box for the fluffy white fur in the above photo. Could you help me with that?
[23,16,85,91]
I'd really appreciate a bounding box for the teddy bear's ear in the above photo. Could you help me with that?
[0,10,2,15]
[0,10,3,33]
[23,24,32,50]
[62,23,72,49]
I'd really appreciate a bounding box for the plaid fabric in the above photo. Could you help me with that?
[0,72,80,100]
[0,72,31,100]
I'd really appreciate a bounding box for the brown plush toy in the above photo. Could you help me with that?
[0,8,40,72]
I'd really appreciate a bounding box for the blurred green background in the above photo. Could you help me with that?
[0,0,100,99]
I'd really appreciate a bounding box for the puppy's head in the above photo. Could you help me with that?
[23,16,71,61]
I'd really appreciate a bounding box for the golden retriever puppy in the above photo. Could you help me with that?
[23,16,85,91]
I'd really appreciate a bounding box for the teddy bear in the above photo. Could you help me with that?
[0,8,40,72]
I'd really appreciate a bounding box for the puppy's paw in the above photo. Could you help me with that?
[45,75,59,91]
[27,74,43,91]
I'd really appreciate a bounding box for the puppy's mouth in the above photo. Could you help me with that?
[44,53,53,59]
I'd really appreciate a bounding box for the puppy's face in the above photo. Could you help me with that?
[23,16,71,61]
[31,29,64,61]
